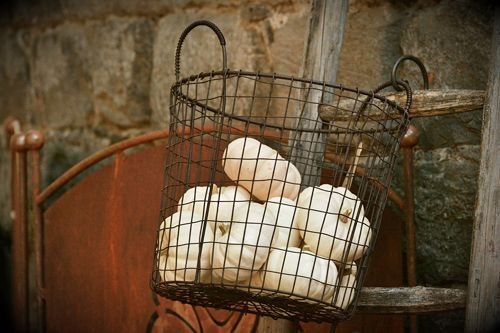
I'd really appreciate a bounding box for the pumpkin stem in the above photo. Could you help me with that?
[218,223,227,235]
[340,208,352,223]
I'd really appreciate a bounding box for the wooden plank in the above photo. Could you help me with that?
[357,287,466,314]
[465,5,500,333]
[288,0,348,187]
[386,89,484,118]
[258,1,348,332]
[318,89,485,121]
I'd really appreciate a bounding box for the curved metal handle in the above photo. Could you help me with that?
[357,78,412,118]
[174,20,228,82]
[173,21,229,282]
[373,79,413,113]
[391,55,429,91]
[365,55,427,114]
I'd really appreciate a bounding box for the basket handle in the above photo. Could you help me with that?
[373,79,412,113]
[391,55,429,92]
[173,21,228,283]
[384,55,428,113]
[174,20,228,82]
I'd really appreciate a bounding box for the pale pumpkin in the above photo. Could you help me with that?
[296,184,372,262]
[235,270,266,293]
[177,185,215,217]
[158,210,187,253]
[212,201,279,283]
[158,210,214,282]
[331,262,357,310]
[265,197,302,247]
[260,247,338,302]
[177,185,250,227]
[157,253,168,281]
[222,137,301,201]
[207,185,251,230]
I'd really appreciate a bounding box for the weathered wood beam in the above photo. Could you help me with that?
[357,286,467,314]
[387,89,485,118]
[259,1,348,332]
[318,89,485,121]
[465,5,500,333]
[288,0,348,187]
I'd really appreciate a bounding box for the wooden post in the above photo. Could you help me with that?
[257,1,348,332]
[465,5,500,333]
[288,0,348,187]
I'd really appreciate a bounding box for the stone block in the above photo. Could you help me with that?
[0,29,30,123]
[264,3,308,76]
[337,1,406,90]
[41,129,111,191]
[86,18,154,128]
[150,2,308,127]
[412,110,482,150]
[412,145,480,285]
[400,0,493,90]
[0,0,217,26]
[31,24,93,128]
[0,0,64,26]
[150,12,255,128]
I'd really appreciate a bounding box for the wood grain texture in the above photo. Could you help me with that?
[288,0,348,187]
[465,5,500,333]
[357,287,466,314]
[261,1,348,331]
[318,89,485,121]
[389,89,484,118]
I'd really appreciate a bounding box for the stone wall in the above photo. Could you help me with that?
[0,0,494,331]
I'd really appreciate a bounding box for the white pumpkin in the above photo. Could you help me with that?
[331,262,358,310]
[177,185,215,216]
[265,197,302,247]
[236,271,266,293]
[158,253,168,280]
[222,137,301,201]
[212,201,278,283]
[296,184,372,262]
[177,185,251,230]
[260,247,338,302]
[207,185,251,229]
[158,210,187,253]
[158,210,214,282]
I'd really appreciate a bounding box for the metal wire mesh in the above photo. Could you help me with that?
[151,20,410,324]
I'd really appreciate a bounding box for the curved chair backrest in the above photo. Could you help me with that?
[6,123,407,333]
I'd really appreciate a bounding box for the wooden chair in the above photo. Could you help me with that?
[5,87,477,332]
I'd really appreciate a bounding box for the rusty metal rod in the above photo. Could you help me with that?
[35,125,285,204]
[400,125,420,333]
[403,146,417,286]
[10,132,29,333]
[25,130,45,332]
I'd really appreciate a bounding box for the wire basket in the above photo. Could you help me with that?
[151,20,411,324]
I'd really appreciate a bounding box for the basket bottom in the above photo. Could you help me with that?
[153,282,350,323]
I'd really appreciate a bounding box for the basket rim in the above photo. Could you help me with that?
[171,69,410,119]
